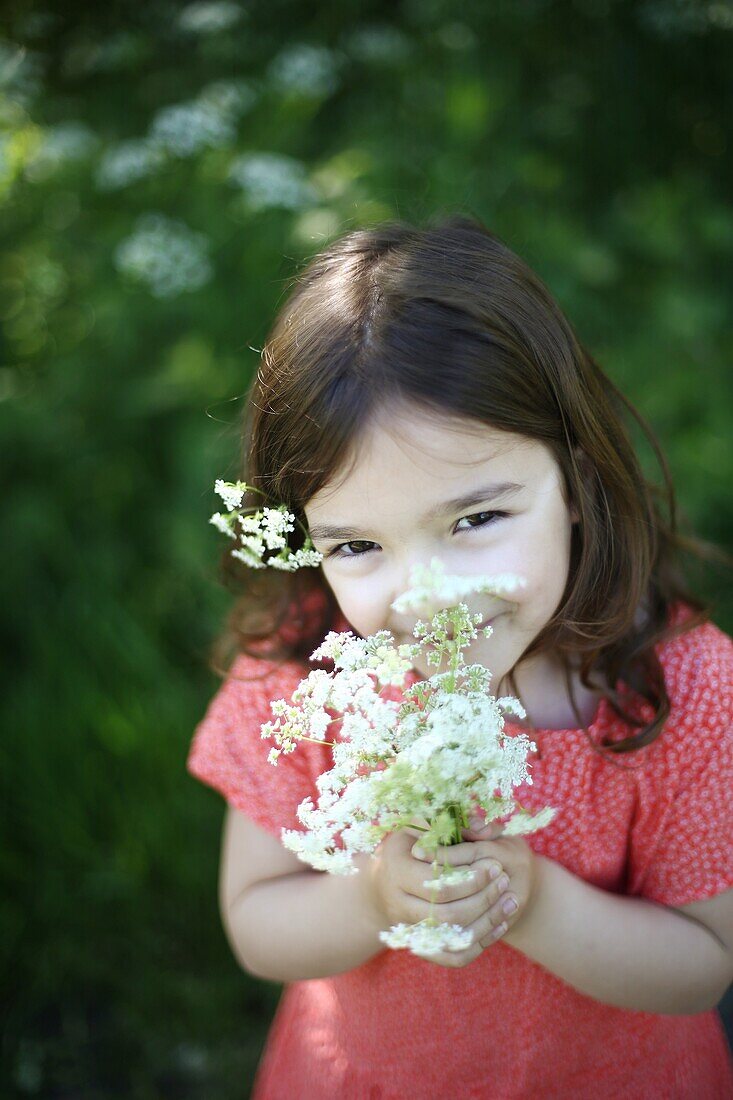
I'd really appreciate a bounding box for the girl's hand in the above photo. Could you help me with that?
[410,817,539,955]
[365,827,511,968]
[457,822,537,950]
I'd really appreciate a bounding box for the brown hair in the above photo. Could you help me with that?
[208,212,731,759]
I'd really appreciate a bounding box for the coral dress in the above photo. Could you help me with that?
[187,599,733,1098]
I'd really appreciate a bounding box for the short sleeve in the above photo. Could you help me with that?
[627,622,733,907]
[186,653,331,839]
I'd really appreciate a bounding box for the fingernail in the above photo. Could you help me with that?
[492,921,508,940]
[413,846,426,859]
[502,896,518,916]
[497,874,509,893]
[488,863,501,880]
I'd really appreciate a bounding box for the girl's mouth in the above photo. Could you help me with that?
[472,613,503,637]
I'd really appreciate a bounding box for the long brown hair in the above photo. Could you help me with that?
[208,212,731,759]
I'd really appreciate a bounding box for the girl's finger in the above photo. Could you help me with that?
[412,838,497,865]
[461,824,504,841]
[415,940,483,968]
[409,858,503,903]
[475,890,519,949]
[462,813,505,838]
[401,865,507,926]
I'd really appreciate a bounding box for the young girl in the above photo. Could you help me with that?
[187,214,733,1098]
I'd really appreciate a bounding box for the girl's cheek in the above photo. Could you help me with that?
[325,575,384,633]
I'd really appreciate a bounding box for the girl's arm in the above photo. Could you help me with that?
[225,858,387,982]
[220,808,385,981]
[220,809,514,981]
[503,853,733,1015]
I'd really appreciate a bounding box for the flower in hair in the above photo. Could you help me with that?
[210,479,323,571]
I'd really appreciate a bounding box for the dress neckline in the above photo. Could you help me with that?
[502,692,610,737]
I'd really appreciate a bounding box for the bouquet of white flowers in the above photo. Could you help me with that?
[259,556,557,957]
[208,481,556,955]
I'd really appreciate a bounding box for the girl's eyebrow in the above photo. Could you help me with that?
[308,481,524,541]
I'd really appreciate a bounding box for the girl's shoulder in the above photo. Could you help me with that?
[625,603,733,906]
[618,601,733,784]
[187,648,325,836]
[193,596,356,747]
[655,601,732,732]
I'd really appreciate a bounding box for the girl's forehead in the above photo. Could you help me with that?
[307,408,550,512]
[353,407,537,473]
[379,402,504,436]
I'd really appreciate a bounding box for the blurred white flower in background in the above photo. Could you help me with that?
[96,139,165,190]
[266,43,341,97]
[197,78,257,116]
[0,40,43,107]
[177,2,244,34]
[61,30,147,78]
[343,24,412,64]
[114,214,212,298]
[228,152,318,211]
[25,122,98,181]
[639,0,733,37]
[96,79,256,189]
[150,100,236,157]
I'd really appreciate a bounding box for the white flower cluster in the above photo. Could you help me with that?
[97,79,256,190]
[380,919,474,955]
[311,629,421,687]
[114,214,212,298]
[199,80,256,117]
[0,40,42,109]
[177,1,243,33]
[96,140,165,190]
[266,43,342,98]
[343,25,412,65]
[210,479,323,571]
[228,152,317,212]
[423,865,476,888]
[260,559,556,957]
[639,2,733,38]
[25,122,98,182]
[150,99,235,158]
[392,556,527,614]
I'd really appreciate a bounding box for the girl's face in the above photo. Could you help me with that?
[305,405,580,702]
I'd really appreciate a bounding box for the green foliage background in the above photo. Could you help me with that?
[2,1,732,1096]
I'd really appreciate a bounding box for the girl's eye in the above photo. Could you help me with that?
[327,539,378,559]
[454,510,507,533]
[326,511,506,559]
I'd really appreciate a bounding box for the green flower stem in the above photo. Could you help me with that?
[443,609,471,693]
[284,735,334,748]
[448,802,467,845]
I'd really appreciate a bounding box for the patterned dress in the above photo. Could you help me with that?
[188,598,733,1098]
